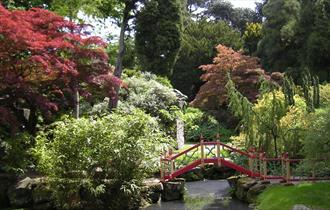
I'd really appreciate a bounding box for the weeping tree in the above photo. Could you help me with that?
[135,0,183,77]
[226,76,288,157]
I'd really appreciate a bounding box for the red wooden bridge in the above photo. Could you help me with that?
[160,138,330,182]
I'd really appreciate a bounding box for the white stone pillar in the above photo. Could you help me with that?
[176,117,184,149]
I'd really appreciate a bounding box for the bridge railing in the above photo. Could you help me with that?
[160,136,257,181]
[160,137,330,182]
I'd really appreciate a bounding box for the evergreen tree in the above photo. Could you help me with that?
[302,0,330,80]
[171,20,243,100]
[135,0,183,77]
[257,0,301,72]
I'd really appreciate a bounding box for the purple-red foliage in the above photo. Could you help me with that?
[191,45,282,110]
[0,6,120,134]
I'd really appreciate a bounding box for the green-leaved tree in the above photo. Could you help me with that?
[135,0,183,77]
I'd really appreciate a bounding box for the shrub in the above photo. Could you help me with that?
[191,44,282,110]
[119,72,178,114]
[319,83,330,107]
[227,77,308,157]
[301,106,330,176]
[182,107,233,142]
[0,132,32,174]
[118,72,179,135]
[33,109,173,209]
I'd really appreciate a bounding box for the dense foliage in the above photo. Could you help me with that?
[257,0,301,72]
[0,132,32,173]
[181,107,233,142]
[33,110,172,209]
[0,6,119,135]
[191,45,282,110]
[1,0,330,208]
[227,78,308,157]
[171,20,243,100]
[243,22,262,55]
[302,107,330,175]
[258,0,330,80]
[118,72,179,134]
[135,0,183,77]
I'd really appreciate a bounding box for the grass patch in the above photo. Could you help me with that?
[256,182,330,210]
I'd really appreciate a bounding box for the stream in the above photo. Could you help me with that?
[142,180,252,210]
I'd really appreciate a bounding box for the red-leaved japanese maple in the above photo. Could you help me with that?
[191,45,282,110]
[0,6,120,134]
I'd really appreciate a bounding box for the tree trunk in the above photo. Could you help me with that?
[108,3,131,110]
[72,79,80,119]
[273,131,278,158]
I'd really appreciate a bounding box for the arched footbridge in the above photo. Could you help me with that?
[160,139,330,182]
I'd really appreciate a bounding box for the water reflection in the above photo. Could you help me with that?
[143,180,251,210]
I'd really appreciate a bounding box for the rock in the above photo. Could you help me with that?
[238,177,257,189]
[32,183,53,204]
[292,204,311,210]
[226,176,241,188]
[0,173,16,208]
[246,182,269,203]
[161,178,185,201]
[234,177,257,201]
[143,178,163,203]
[7,177,36,207]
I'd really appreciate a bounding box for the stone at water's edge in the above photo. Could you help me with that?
[161,178,185,201]
[234,177,257,201]
[227,176,271,203]
[226,175,241,188]
[142,178,163,204]
[246,181,270,203]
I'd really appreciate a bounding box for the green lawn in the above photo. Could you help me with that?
[256,182,330,210]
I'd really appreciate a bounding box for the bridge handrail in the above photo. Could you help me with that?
[203,141,252,157]
[170,143,200,160]
[163,141,253,161]
[161,139,330,182]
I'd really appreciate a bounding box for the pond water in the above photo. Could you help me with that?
[142,180,252,210]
